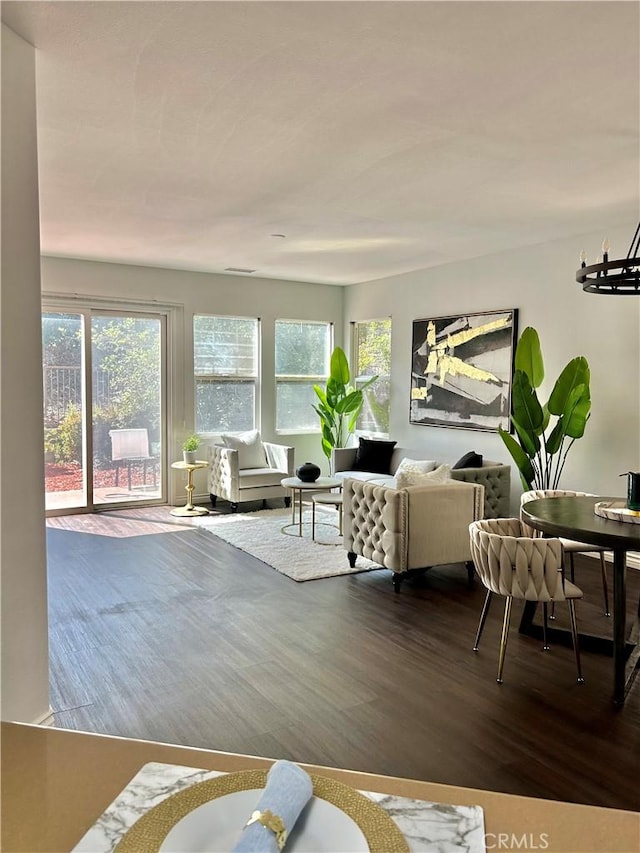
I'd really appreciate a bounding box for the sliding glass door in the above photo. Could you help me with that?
[43,311,87,511]
[43,308,166,513]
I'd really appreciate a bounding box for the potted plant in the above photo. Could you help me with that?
[182,434,201,464]
[499,327,591,490]
[313,346,377,461]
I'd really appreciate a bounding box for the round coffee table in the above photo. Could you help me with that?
[280,476,341,537]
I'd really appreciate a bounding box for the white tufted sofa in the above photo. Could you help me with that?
[331,446,510,519]
[343,477,484,592]
[208,441,294,511]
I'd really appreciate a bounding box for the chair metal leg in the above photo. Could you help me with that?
[497,596,513,683]
[569,552,575,583]
[473,590,492,651]
[600,553,611,617]
[549,600,556,620]
[542,602,550,650]
[567,599,585,684]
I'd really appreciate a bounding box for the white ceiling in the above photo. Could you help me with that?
[2,1,639,285]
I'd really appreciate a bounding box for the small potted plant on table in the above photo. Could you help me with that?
[182,434,201,464]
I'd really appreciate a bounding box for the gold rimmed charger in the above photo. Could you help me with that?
[114,768,408,853]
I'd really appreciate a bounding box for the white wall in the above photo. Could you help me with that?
[1,25,51,722]
[41,257,345,499]
[345,229,640,512]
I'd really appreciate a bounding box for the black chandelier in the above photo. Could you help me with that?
[576,221,640,294]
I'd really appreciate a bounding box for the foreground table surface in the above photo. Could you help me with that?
[2,723,638,853]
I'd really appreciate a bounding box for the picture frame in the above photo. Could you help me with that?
[409,308,518,432]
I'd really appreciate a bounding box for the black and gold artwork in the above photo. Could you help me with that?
[410,309,518,431]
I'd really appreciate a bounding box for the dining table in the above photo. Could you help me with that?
[2,722,639,853]
[521,495,640,706]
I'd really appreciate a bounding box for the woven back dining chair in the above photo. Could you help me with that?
[469,517,584,684]
[520,489,610,618]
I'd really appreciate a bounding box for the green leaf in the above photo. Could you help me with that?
[541,403,551,433]
[511,415,539,456]
[347,405,363,433]
[321,436,333,459]
[563,385,591,439]
[321,422,334,445]
[359,375,378,391]
[545,418,565,455]
[313,384,327,405]
[330,346,350,385]
[515,327,544,388]
[548,357,590,416]
[325,376,343,409]
[511,370,544,435]
[499,427,535,488]
[335,390,362,415]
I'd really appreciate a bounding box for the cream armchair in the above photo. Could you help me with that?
[208,441,294,512]
[344,478,484,593]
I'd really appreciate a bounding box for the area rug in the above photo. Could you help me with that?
[193,507,381,582]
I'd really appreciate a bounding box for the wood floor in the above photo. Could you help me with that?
[46,503,640,811]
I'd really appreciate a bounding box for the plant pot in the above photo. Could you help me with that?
[296,461,321,483]
[183,450,198,464]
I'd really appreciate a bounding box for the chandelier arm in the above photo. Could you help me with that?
[627,221,640,260]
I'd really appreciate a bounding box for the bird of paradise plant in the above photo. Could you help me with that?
[499,327,591,490]
[313,346,377,460]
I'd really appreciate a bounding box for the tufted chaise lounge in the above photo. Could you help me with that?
[344,477,484,592]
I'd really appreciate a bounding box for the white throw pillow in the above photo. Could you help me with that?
[395,457,437,477]
[221,429,268,469]
[396,463,451,490]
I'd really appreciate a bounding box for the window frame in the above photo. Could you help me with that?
[274,318,333,434]
[193,313,261,436]
[352,316,392,438]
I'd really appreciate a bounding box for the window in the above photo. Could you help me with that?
[275,320,331,431]
[194,315,259,433]
[353,318,392,435]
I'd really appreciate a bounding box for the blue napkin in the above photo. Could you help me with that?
[231,760,313,852]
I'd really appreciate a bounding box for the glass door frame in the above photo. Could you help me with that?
[43,298,170,517]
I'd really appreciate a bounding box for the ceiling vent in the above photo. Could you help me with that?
[224,266,256,274]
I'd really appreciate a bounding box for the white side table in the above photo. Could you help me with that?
[280,476,341,537]
[171,460,209,516]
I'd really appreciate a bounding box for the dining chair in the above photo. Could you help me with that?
[520,489,610,618]
[469,517,584,684]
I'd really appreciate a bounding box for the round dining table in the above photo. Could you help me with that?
[521,495,640,706]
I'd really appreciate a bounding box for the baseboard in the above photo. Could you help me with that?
[626,552,640,570]
[32,706,55,726]
[588,550,640,570]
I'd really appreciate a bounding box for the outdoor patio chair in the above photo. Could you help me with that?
[109,428,156,492]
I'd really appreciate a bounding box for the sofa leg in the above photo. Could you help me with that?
[466,561,475,587]
[230,502,239,513]
[284,496,291,508]
[210,494,217,508]
[392,573,403,594]
[347,551,357,568]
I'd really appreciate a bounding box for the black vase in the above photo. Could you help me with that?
[296,461,321,483]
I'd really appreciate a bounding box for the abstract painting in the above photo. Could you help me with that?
[410,308,518,431]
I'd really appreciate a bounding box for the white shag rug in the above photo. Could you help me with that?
[193,507,381,582]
